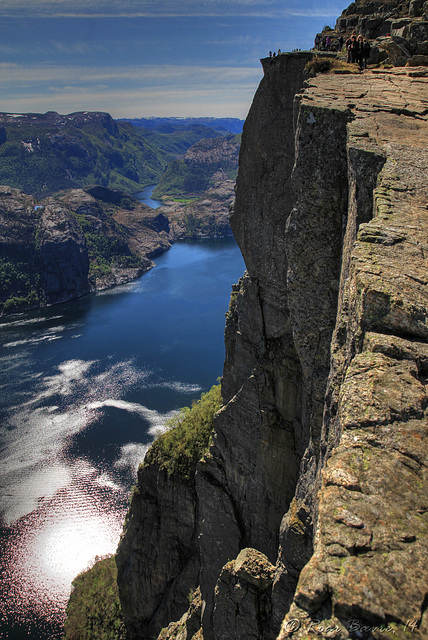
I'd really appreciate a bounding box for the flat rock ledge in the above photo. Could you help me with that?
[278,67,428,639]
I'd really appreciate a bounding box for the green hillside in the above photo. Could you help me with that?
[135,123,226,157]
[153,135,240,199]
[0,111,167,198]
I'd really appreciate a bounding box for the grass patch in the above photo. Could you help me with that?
[305,56,361,76]
[144,382,222,484]
[63,555,126,640]
[168,197,199,204]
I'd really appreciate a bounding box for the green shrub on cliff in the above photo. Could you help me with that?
[72,211,143,283]
[0,258,41,312]
[144,382,222,483]
[63,555,126,640]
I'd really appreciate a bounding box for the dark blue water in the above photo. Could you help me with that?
[133,185,163,209]
[0,237,244,639]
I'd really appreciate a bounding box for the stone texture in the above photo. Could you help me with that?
[37,199,90,304]
[197,53,313,640]
[157,588,204,640]
[116,463,199,640]
[116,56,428,640]
[276,68,428,639]
[212,549,275,640]
[318,0,428,68]
[158,177,234,240]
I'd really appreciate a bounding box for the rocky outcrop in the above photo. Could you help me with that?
[276,66,428,640]
[158,177,235,239]
[56,188,172,289]
[183,136,239,172]
[0,186,172,313]
[147,135,240,239]
[116,463,200,640]
[315,0,428,67]
[116,51,428,640]
[36,199,90,304]
[153,136,239,200]
[211,549,275,640]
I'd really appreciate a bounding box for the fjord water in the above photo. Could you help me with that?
[133,184,163,209]
[0,237,245,639]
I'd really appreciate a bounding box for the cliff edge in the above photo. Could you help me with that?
[116,54,428,640]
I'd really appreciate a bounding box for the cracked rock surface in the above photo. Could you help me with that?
[278,67,428,639]
[116,58,428,640]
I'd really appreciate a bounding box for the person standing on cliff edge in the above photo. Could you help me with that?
[355,34,364,69]
[362,39,371,69]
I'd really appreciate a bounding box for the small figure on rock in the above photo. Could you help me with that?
[356,34,364,69]
[362,39,371,69]
[348,34,358,63]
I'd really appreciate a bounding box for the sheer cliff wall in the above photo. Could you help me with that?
[116,55,428,640]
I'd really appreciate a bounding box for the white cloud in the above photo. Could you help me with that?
[0,82,257,118]
[0,61,261,117]
[0,0,341,19]
[0,61,260,85]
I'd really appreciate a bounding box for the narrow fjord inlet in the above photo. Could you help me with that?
[0,237,244,639]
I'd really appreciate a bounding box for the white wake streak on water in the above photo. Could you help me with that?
[0,315,63,329]
[3,325,67,348]
[0,355,196,524]
[0,358,148,524]
[88,399,180,476]
[156,380,202,393]
[87,398,178,427]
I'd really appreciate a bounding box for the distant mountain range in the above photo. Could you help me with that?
[0,112,243,199]
[118,117,245,135]
[0,111,244,313]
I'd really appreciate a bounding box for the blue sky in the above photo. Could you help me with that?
[0,0,343,119]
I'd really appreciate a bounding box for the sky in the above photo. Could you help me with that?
[0,0,344,119]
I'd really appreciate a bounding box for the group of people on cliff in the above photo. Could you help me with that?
[314,33,343,52]
[345,32,371,69]
[314,31,371,70]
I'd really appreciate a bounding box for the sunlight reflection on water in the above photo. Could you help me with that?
[0,237,245,639]
[0,463,127,635]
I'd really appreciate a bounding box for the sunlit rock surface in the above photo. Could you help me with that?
[116,54,428,640]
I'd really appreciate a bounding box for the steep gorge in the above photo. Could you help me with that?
[116,52,428,640]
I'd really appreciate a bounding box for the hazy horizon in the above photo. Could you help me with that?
[0,0,343,120]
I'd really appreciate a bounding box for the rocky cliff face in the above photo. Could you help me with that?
[155,135,239,195]
[316,0,428,67]
[158,177,235,240]
[153,135,240,239]
[116,52,428,640]
[0,186,172,313]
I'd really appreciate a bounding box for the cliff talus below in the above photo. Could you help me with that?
[116,56,428,640]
